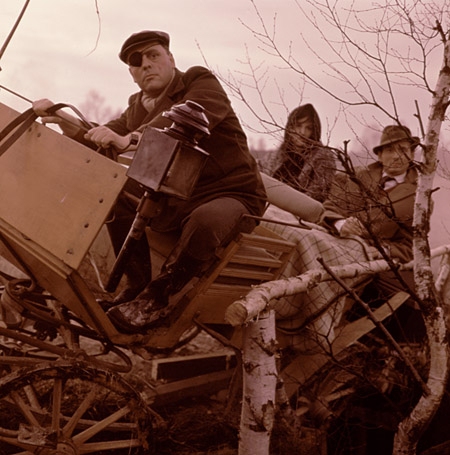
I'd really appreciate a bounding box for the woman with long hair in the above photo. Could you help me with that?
[273,104,335,202]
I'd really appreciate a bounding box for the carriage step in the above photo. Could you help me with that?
[151,350,236,381]
[146,368,235,406]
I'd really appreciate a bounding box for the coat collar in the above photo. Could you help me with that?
[166,68,185,97]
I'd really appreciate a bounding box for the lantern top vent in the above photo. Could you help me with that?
[163,100,210,142]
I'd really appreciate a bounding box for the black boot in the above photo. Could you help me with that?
[99,252,152,311]
[112,255,152,304]
[107,253,203,333]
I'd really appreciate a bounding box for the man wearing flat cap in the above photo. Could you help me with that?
[322,124,420,263]
[33,30,266,332]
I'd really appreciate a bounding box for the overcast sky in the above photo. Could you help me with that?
[0,0,289,146]
[2,0,445,152]
[1,0,448,150]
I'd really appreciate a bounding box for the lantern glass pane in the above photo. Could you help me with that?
[160,144,207,199]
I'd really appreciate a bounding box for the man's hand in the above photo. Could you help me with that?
[84,126,129,150]
[32,99,57,119]
[32,98,82,138]
[340,216,367,237]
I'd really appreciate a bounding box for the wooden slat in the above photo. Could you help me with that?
[206,283,252,294]
[230,252,282,268]
[253,224,289,239]
[147,370,234,406]
[238,233,296,251]
[219,266,275,281]
[281,291,410,398]
[151,351,235,381]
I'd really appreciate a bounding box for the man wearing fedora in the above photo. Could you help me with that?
[33,30,266,332]
[322,124,420,263]
[320,124,421,313]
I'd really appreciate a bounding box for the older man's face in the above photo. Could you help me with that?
[378,139,414,176]
[128,43,175,97]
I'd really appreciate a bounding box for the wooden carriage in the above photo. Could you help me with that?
[0,102,300,453]
[1,101,443,454]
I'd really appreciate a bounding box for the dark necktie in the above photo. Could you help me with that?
[380,175,396,190]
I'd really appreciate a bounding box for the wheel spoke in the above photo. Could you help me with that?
[72,405,131,445]
[10,391,41,428]
[51,378,63,434]
[0,427,19,438]
[62,384,101,438]
[23,385,42,412]
[0,435,34,451]
[79,438,141,453]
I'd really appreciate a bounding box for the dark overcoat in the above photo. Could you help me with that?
[104,66,266,231]
[322,161,417,262]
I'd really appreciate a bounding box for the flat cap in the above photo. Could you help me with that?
[119,30,170,63]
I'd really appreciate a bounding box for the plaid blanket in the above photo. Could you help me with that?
[262,205,375,341]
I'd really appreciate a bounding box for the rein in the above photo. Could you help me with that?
[0,103,93,158]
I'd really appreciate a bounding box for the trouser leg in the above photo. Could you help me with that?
[150,197,257,302]
[107,197,257,332]
[165,197,257,266]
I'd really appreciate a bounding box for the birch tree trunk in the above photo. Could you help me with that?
[392,35,450,455]
[239,309,277,455]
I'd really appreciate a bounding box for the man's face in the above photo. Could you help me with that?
[378,139,414,176]
[128,43,175,97]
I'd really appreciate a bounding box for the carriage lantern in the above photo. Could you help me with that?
[105,100,210,293]
[126,100,210,199]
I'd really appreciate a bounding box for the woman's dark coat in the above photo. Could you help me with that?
[273,104,335,202]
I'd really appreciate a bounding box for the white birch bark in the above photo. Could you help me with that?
[434,253,450,296]
[392,36,450,455]
[239,309,277,455]
[225,245,450,327]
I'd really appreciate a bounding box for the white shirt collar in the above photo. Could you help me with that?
[381,171,406,190]
[382,171,407,184]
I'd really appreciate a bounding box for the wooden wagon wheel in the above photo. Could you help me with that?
[0,361,154,454]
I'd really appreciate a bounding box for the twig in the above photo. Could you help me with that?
[414,100,425,139]
[0,0,31,67]
[317,256,431,396]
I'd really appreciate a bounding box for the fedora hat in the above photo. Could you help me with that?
[119,30,170,63]
[373,125,420,155]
